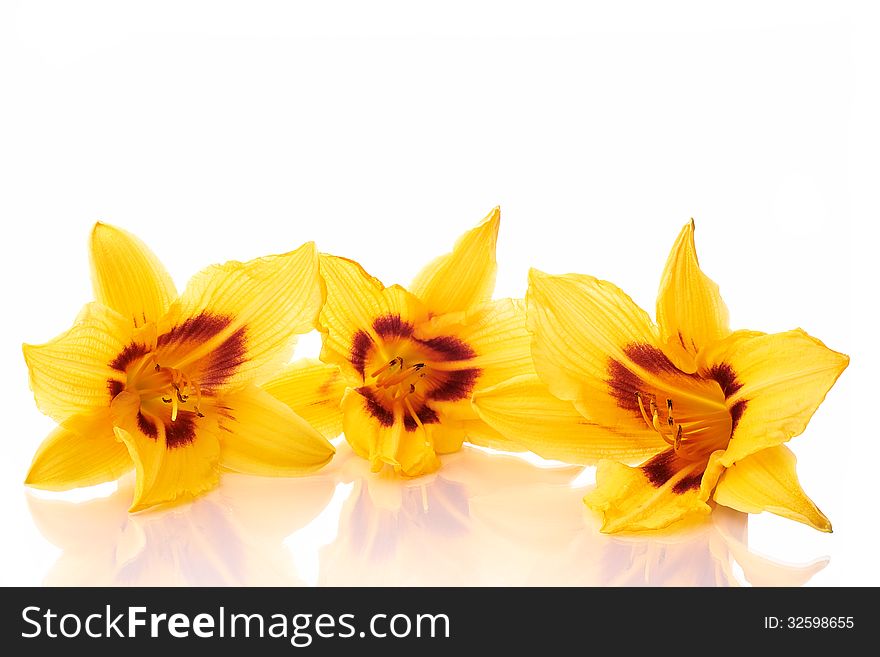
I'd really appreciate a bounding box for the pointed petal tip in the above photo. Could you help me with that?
[527,267,549,283]
[22,470,69,491]
[679,217,697,243]
[310,441,337,463]
[477,206,501,233]
[23,477,53,491]
[23,455,45,486]
[90,221,121,240]
[812,508,833,533]
[830,350,851,372]
[800,514,833,533]
[791,328,850,370]
[254,240,317,263]
[295,240,317,254]
[282,240,319,267]
[23,468,65,491]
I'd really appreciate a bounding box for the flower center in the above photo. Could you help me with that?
[370,357,427,398]
[366,353,436,430]
[128,354,204,421]
[634,389,731,459]
[350,314,482,434]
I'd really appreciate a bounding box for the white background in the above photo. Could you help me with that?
[1,0,877,586]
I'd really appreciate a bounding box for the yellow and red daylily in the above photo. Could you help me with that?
[266,208,531,476]
[24,224,334,511]
[474,220,848,533]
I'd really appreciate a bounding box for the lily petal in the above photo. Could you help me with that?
[318,254,427,380]
[527,270,715,439]
[656,220,730,358]
[23,303,133,423]
[398,421,451,471]
[341,387,440,476]
[340,387,384,464]
[318,255,385,371]
[261,359,346,439]
[111,391,220,512]
[25,412,132,490]
[713,444,831,532]
[218,385,335,476]
[409,207,500,315]
[473,374,667,464]
[424,397,520,451]
[423,297,532,390]
[160,242,322,390]
[584,450,726,533]
[696,329,849,466]
[452,418,516,451]
[90,223,177,328]
[528,270,657,404]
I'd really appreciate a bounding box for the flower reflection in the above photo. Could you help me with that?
[27,471,337,586]
[521,505,828,587]
[29,445,829,587]
[321,445,828,587]
[319,446,581,586]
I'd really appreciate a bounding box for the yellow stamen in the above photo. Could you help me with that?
[404,397,424,431]
[650,399,665,434]
[636,392,676,447]
[379,363,425,388]
[370,357,402,379]
[636,392,653,428]
[144,356,202,422]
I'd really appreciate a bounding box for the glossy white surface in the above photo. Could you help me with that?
[23,445,830,587]
[0,1,875,586]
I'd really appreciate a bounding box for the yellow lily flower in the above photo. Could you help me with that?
[474,220,848,533]
[266,208,531,476]
[24,224,335,511]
